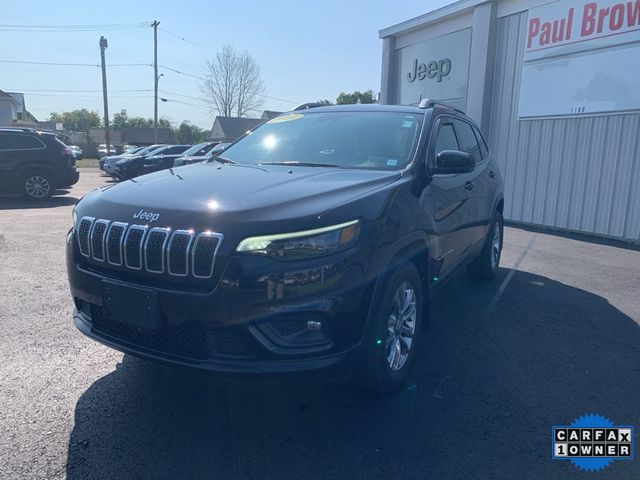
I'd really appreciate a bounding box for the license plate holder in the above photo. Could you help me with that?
[103,281,160,329]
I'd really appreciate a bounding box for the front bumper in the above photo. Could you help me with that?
[67,231,374,378]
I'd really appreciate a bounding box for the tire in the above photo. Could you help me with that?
[353,261,424,394]
[21,172,55,200]
[467,211,503,281]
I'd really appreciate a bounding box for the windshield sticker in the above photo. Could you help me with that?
[268,114,304,124]
[401,120,414,128]
[386,159,398,167]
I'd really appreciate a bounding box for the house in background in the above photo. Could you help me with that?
[0,89,21,126]
[261,110,283,120]
[209,116,265,142]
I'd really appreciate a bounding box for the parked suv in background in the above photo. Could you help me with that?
[113,144,190,180]
[0,128,79,199]
[173,142,230,167]
[67,101,503,393]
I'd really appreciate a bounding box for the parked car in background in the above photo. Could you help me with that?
[173,142,230,167]
[0,127,79,199]
[101,145,164,175]
[69,145,83,159]
[114,144,190,180]
[122,145,139,153]
[97,144,116,156]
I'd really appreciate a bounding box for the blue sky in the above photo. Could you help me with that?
[0,0,453,128]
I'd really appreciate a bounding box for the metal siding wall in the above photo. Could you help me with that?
[488,12,640,242]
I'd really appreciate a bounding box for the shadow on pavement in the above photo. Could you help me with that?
[0,192,79,210]
[66,269,640,479]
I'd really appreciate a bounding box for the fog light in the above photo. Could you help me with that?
[307,320,322,331]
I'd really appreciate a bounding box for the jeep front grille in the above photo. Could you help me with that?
[77,217,222,278]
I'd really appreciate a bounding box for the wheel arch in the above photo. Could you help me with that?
[364,232,432,330]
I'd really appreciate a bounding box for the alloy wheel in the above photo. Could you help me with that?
[386,282,417,371]
[491,221,501,270]
[25,175,51,198]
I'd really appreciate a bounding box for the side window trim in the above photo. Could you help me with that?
[452,117,483,165]
[426,115,459,168]
[472,125,490,160]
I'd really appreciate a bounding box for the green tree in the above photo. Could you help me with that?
[175,121,208,144]
[49,109,102,132]
[111,111,172,130]
[335,90,377,105]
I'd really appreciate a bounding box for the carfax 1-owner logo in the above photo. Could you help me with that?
[552,414,635,472]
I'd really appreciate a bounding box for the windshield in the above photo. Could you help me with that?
[220,112,422,170]
[182,142,213,156]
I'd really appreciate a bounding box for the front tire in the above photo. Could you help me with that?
[21,172,54,199]
[467,212,503,281]
[353,261,424,394]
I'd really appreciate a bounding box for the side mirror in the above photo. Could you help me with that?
[433,150,474,174]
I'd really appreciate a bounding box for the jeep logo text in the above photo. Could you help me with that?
[133,209,160,222]
[407,57,452,83]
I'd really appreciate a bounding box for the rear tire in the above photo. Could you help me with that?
[353,261,424,394]
[21,172,54,200]
[467,212,503,281]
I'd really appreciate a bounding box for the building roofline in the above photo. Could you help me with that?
[378,0,489,38]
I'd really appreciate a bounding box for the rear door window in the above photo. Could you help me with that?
[0,134,44,150]
[453,120,482,164]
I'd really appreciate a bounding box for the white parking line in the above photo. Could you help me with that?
[432,235,536,399]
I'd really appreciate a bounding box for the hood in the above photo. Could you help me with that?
[79,162,401,234]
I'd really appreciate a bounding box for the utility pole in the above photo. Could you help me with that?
[152,20,159,143]
[99,36,110,154]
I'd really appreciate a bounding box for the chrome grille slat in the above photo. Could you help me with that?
[168,230,194,277]
[106,222,127,266]
[90,220,110,261]
[124,225,148,270]
[192,232,223,279]
[144,227,170,273]
[77,217,95,257]
[77,219,221,278]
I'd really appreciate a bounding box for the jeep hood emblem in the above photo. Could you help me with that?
[133,209,160,222]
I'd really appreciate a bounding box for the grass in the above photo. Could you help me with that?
[76,158,100,168]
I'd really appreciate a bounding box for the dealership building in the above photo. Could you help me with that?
[380,0,640,242]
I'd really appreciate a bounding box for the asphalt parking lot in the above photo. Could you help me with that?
[0,170,639,480]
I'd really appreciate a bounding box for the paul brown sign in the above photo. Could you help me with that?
[407,57,452,83]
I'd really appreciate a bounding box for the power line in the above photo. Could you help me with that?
[0,59,150,67]
[157,69,302,105]
[16,93,153,98]
[9,88,152,93]
[0,23,150,32]
[159,27,340,93]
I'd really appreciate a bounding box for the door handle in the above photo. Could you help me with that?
[488,170,496,178]
[464,181,473,191]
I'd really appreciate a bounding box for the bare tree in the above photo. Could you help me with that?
[201,45,265,118]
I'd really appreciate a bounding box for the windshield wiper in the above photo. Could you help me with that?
[258,161,342,168]
[209,155,237,165]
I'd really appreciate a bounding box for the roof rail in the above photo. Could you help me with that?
[292,102,328,111]
[418,98,465,114]
[0,127,40,133]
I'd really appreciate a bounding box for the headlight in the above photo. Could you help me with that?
[72,205,78,227]
[236,220,360,259]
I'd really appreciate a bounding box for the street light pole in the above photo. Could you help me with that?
[152,20,159,143]
[99,36,110,154]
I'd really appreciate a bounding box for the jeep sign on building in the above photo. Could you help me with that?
[395,28,471,111]
[380,0,640,242]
